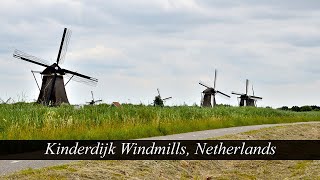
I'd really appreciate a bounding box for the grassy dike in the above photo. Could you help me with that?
[4,123,320,179]
[0,102,320,140]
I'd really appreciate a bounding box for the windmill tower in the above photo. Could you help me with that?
[154,88,172,107]
[232,79,262,107]
[199,69,230,107]
[13,28,98,106]
[86,91,102,105]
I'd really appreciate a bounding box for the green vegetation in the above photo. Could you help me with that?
[279,105,320,112]
[0,103,320,140]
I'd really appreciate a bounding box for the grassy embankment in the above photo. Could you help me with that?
[4,123,320,179]
[0,103,319,140]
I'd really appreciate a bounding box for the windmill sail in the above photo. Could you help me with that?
[57,28,72,65]
[13,49,50,67]
[162,97,172,101]
[213,69,217,89]
[64,69,98,86]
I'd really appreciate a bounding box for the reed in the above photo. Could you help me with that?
[0,103,319,140]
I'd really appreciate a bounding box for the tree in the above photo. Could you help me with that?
[279,106,289,111]
[311,105,320,111]
[300,105,312,112]
[291,106,300,112]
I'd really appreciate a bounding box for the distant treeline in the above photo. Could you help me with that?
[278,105,320,112]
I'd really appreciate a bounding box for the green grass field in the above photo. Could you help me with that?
[0,103,319,140]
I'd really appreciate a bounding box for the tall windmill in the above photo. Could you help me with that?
[232,79,262,107]
[199,69,230,107]
[86,91,102,105]
[153,88,172,107]
[0,98,12,104]
[13,28,98,106]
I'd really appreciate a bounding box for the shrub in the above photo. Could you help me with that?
[279,106,289,111]
[291,106,300,112]
[300,106,312,112]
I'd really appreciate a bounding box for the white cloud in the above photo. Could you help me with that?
[0,0,319,107]
[69,45,125,62]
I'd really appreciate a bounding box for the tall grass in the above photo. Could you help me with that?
[0,103,319,140]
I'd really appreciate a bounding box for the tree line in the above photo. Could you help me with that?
[278,105,320,112]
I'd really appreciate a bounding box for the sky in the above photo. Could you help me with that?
[0,0,319,108]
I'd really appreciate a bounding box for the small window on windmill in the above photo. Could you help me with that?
[112,102,121,108]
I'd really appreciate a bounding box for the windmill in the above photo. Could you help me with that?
[13,28,98,106]
[0,98,12,104]
[86,91,102,105]
[199,69,230,107]
[232,79,262,107]
[153,88,172,107]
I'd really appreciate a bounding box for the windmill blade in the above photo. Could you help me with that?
[65,73,97,86]
[199,82,211,89]
[57,28,72,65]
[246,79,249,95]
[249,95,263,100]
[91,91,94,101]
[252,85,255,96]
[162,97,172,101]
[216,91,231,98]
[13,49,50,68]
[0,98,4,103]
[63,69,98,86]
[95,100,103,103]
[231,91,243,96]
[5,98,12,104]
[157,88,160,96]
[213,69,217,89]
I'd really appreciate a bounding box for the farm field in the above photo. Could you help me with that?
[0,103,319,140]
[4,123,320,179]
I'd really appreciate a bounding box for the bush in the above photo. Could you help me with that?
[311,105,320,111]
[300,106,312,112]
[279,106,289,111]
[291,106,300,112]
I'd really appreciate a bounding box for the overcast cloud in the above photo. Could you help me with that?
[0,0,319,108]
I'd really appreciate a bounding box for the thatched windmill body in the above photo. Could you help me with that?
[199,69,230,107]
[13,28,98,106]
[86,91,102,105]
[154,88,172,107]
[232,79,262,107]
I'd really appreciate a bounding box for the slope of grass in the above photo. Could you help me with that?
[0,103,319,140]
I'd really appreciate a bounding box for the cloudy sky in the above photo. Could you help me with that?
[0,0,319,108]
